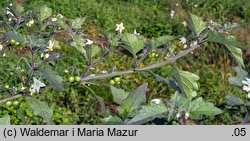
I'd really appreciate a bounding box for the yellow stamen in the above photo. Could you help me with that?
[35,82,40,86]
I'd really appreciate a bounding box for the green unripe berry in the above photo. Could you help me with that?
[75,76,81,82]
[109,79,115,85]
[164,56,169,60]
[13,100,19,107]
[14,42,20,46]
[10,39,16,45]
[5,85,9,89]
[69,76,75,82]
[155,53,159,57]
[149,52,156,58]
[64,69,69,73]
[114,77,121,82]
[6,101,12,106]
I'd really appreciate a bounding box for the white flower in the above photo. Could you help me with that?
[248,93,250,99]
[194,4,198,7]
[0,44,3,51]
[134,29,140,35]
[29,19,34,25]
[190,41,198,47]
[183,44,187,49]
[6,10,14,16]
[176,113,181,119]
[47,40,54,51]
[26,19,34,27]
[184,112,190,119]
[10,3,13,6]
[29,77,46,93]
[151,99,161,104]
[182,21,187,27]
[86,39,94,45]
[57,13,63,18]
[176,3,179,6]
[45,53,50,59]
[115,23,125,33]
[3,53,6,57]
[170,10,175,18]
[242,77,250,92]
[51,18,57,22]
[179,37,187,45]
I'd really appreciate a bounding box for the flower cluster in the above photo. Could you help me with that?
[41,40,55,59]
[179,37,187,49]
[179,37,198,49]
[242,77,250,99]
[26,19,34,27]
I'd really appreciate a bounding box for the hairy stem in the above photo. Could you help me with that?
[81,45,199,81]
[0,45,200,104]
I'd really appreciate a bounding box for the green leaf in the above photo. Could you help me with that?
[71,17,86,29]
[187,13,207,36]
[127,100,168,125]
[208,31,245,49]
[55,18,69,29]
[39,68,63,91]
[5,31,26,43]
[117,83,148,118]
[225,45,244,67]
[188,97,222,119]
[27,35,47,48]
[121,33,144,57]
[150,71,180,92]
[25,97,53,124]
[170,92,189,108]
[171,69,200,100]
[37,5,52,22]
[71,36,86,55]
[110,86,129,105]
[223,22,241,31]
[151,35,176,48]
[0,115,11,125]
[228,66,248,87]
[90,44,101,58]
[226,95,244,106]
[102,115,122,125]
[95,94,106,113]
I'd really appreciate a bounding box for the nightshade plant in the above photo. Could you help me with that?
[0,3,248,125]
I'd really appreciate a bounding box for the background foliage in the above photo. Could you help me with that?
[0,0,250,125]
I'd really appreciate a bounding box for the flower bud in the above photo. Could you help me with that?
[185,112,190,119]
[176,113,181,119]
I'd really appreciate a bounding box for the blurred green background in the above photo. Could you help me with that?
[0,0,250,125]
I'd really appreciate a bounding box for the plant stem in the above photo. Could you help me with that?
[0,45,200,104]
[0,94,23,103]
[81,45,199,81]
[241,108,250,125]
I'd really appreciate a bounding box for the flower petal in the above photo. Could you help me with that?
[242,80,249,85]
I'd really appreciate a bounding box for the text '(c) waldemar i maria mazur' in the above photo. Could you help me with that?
[19,127,139,137]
